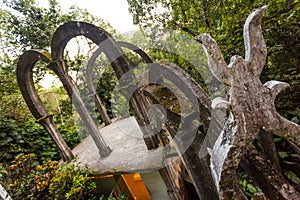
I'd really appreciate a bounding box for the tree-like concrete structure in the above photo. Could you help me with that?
[196,6,300,199]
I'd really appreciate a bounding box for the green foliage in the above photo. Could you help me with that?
[0,154,102,200]
[0,110,81,165]
[0,95,58,165]
[38,87,81,149]
[57,125,80,149]
[0,62,31,120]
[49,161,97,200]
[274,136,300,186]
[0,117,30,164]
[100,193,126,200]
[96,66,118,118]
[239,173,262,198]
[22,119,60,163]
[0,153,58,199]
[284,170,299,185]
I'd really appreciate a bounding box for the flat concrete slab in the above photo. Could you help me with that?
[72,117,165,174]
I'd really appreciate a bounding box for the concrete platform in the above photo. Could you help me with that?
[72,117,166,175]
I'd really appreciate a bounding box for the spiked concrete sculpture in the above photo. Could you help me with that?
[196,6,300,199]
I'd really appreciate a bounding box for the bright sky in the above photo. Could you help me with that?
[37,0,138,33]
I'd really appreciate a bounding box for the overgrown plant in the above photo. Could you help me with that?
[0,154,100,200]
[0,154,57,199]
[49,161,97,200]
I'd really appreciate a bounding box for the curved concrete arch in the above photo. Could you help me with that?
[85,41,153,125]
[50,21,131,78]
[86,41,153,94]
[16,49,74,161]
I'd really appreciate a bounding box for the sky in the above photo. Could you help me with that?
[36,0,138,33]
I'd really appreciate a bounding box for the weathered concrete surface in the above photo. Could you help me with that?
[72,117,165,174]
[196,6,300,199]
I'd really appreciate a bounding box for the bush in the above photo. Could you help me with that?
[0,117,30,164]
[0,114,82,165]
[0,115,61,165]
[0,154,98,200]
[22,120,60,163]
[49,161,97,200]
[0,153,57,199]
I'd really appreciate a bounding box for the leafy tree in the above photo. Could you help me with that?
[128,0,299,59]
